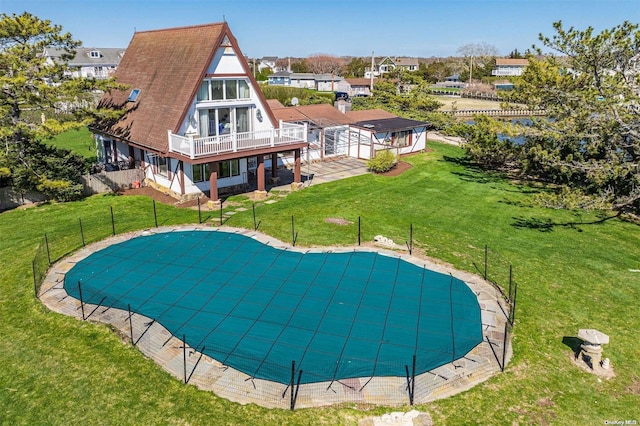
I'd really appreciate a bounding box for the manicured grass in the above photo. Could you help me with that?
[1,142,639,424]
[49,126,96,160]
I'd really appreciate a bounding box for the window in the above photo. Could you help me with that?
[211,80,223,100]
[193,163,211,182]
[196,79,250,102]
[238,80,250,98]
[393,130,412,147]
[197,81,208,101]
[225,80,237,100]
[127,89,140,102]
[152,155,167,176]
[218,159,240,178]
[236,107,249,133]
[89,50,101,58]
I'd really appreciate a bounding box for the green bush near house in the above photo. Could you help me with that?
[366,149,397,173]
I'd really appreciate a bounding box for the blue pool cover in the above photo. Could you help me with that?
[64,230,482,384]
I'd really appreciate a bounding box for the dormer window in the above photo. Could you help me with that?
[127,89,141,102]
[89,50,101,58]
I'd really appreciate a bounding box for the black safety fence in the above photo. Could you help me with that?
[68,279,497,409]
[31,198,214,298]
[33,206,517,408]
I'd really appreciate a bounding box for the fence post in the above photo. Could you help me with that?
[153,200,158,227]
[252,203,257,230]
[449,274,455,360]
[291,215,297,246]
[409,223,413,255]
[358,216,361,246]
[32,260,38,298]
[110,206,115,236]
[290,360,296,410]
[128,304,134,345]
[411,354,416,406]
[508,264,513,302]
[501,322,508,372]
[79,218,85,247]
[219,201,223,226]
[484,245,488,281]
[511,281,518,325]
[197,197,202,224]
[183,334,187,384]
[78,280,85,320]
[44,233,51,265]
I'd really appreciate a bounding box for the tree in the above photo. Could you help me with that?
[306,54,344,75]
[290,59,309,73]
[512,21,640,213]
[343,57,367,77]
[508,49,522,59]
[457,42,499,82]
[0,12,123,200]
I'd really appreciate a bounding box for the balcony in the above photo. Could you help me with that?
[168,122,307,160]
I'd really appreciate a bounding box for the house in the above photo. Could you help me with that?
[365,56,420,78]
[258,56,278,72]
[267,72,343,91]
[335,78,375,97]
[270,103,431,161]
[267,70,292,86]
[491,58,529,77]
[90,22,307,201]
[43,47,125,79]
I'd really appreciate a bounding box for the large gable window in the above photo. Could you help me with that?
[196,79,250,102]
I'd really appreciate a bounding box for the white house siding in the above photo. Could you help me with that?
[180,46,275,140]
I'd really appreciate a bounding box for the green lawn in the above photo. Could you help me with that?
[49,127,96,160]
[1,142,638,425]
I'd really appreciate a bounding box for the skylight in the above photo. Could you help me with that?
[127,89,140,102]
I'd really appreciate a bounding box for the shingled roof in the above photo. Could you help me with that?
[93,22,272,154]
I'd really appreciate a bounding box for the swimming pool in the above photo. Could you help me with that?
[64,229,483,385]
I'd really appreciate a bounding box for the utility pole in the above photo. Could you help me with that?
[370,51,375,91]
[469,55,473,87]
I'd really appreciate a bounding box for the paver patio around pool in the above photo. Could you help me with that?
[39,225,511,409]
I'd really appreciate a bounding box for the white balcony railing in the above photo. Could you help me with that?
[168,122,307,159]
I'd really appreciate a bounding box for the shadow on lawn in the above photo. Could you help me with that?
[562,336,583,359]
[511,212,620,232]
[443,156,543,194]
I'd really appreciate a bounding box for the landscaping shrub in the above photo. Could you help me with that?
[367,149,397,173]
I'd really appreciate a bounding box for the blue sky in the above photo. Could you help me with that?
[2,0,638,58]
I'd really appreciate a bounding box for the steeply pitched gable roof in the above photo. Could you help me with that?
[93,22,274,154]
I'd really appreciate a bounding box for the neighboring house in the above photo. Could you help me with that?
[90,22,307,201]
[258,56,278,72]
[335,78,375,97]
[394,57,420,72]
[365,56,420,78]
[492,58,529,77]
[432,74,465,89]
[267,70,292,86]
[43,47,125,79]
[270,103,431,161]
[267,72,343,91]
[289,72,316,89]
[314,73,343,92]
